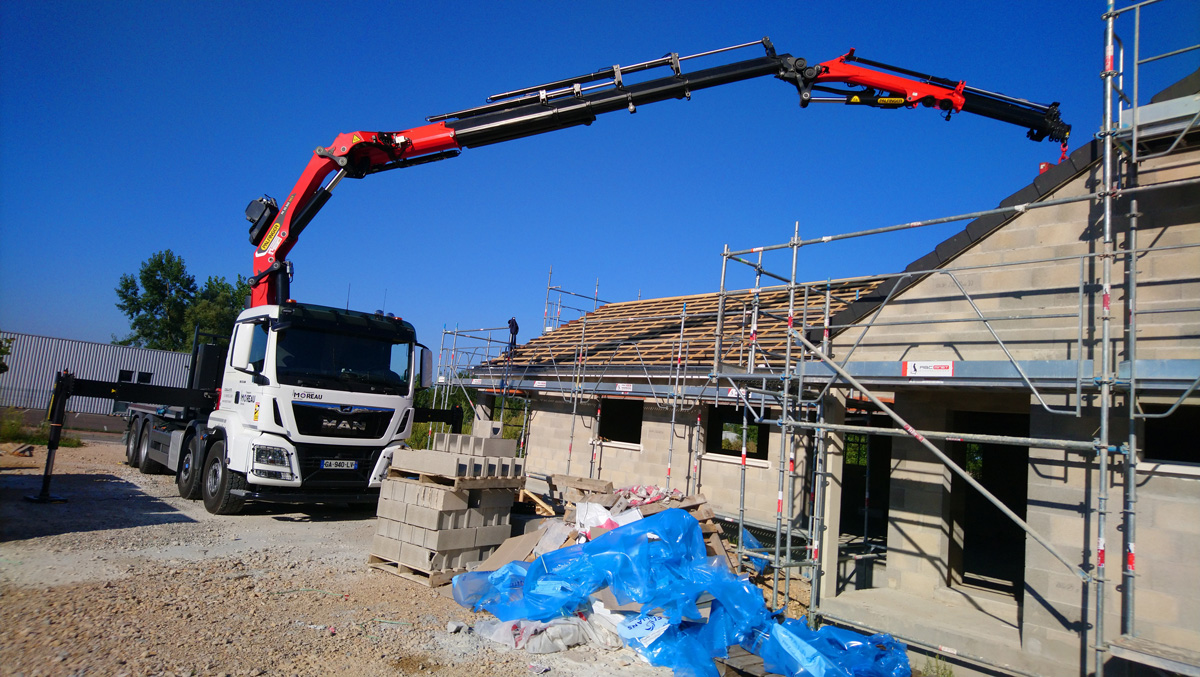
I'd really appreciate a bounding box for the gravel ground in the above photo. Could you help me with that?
[0,437,672,677]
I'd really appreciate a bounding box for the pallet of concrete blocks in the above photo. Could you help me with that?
[368,474,518,587]
[387,434,525,490]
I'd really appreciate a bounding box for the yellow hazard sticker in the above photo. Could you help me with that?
[352,133,363,143]
[254,402,260,421]
[850,95,860,103]
[257,221,281,253]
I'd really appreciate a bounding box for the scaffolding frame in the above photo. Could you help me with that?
[702,4,1200,675]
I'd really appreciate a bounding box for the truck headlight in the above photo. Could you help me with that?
[253,445,290,467]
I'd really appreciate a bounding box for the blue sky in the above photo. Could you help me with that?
[2,1,1196,349]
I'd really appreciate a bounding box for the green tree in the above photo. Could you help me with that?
[184,274,253,340]
[116,252,252,351]
[115,250,197,350]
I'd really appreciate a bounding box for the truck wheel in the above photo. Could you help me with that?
[202,441,246,515]
[137,424,161,474]
[125,420,141,466]
[176,434,204,500]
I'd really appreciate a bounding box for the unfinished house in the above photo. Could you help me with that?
[441,12,1199,677]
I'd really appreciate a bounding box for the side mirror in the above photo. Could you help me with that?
[230,325,254,371]
[420,346,433,389]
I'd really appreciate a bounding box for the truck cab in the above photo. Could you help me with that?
[202,300,430,513]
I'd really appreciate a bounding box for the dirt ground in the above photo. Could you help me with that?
[0,436,672,677]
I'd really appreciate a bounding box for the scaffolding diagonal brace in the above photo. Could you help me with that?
[788,328,1092,583]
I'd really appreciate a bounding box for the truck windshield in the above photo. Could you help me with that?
[275,327,411,395]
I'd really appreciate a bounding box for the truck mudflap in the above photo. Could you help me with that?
[230,487,380,504]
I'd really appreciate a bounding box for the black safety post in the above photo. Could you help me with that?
[26,370,72,504]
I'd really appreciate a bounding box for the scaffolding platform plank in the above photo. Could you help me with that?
[1109,635,1200,677]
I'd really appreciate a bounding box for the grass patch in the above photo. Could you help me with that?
[0,409,83,447]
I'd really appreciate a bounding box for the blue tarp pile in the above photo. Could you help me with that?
[453,509,910,677]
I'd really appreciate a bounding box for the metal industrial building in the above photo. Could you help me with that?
[0,331,189,415]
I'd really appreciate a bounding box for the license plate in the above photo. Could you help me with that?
[321,460,358,470]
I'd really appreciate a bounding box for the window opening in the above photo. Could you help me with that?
[597,398,643,445]
[706,405,769,462]
[1142,404,1198,465]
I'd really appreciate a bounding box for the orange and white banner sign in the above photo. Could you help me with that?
[903,361,955,377]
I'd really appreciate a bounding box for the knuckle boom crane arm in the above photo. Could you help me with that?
[246,38,1071,307]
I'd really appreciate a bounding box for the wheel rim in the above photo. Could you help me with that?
[138,429,149,463]
[180,447,193,481]
[206,456,222,496]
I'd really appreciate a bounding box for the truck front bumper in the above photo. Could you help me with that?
[230,487,380,504]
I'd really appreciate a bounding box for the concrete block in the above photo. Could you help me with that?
[475,524,513,547]
[371,534,401,561]
[446,548,478,568]
[1154,501,1200,534]
[482,506,510,527]
[425,527,478,552]
[1134,588,1180,625]
[466,508,484,528]
[391,449,470,478]
[473,489,516,509]
[374,517,390,537]
[405,524,428,546]
[403,480,469,511]
[404,504,441,530]
[379,499,408,522]
[399,541,440,571]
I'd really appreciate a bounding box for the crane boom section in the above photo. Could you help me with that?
[248,39,1071,306]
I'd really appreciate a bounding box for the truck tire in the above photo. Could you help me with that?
[137,424,161,474]
[125,420,141,466]
[202,441,246,515]
[176,434,204,500]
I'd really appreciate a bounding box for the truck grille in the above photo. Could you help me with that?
[291,402,393,439]
[292,443,382,488]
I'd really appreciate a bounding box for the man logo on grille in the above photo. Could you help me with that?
[322,418,366,432]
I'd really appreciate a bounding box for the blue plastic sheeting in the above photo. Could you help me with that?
[745,618,911,677]
[740,526,768,575]
[453,509,908,677]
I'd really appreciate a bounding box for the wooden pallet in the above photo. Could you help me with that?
[387,468,525,490]
[517,488,556,516]
[716,645,781,677]
[367,554,466,588]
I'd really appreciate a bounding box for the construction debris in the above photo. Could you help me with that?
[451,509,910,677]
[2,443,35,457]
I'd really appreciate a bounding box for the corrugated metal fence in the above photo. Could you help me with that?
[0,332,190,414]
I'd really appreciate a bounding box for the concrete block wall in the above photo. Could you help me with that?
[522,394,809,524]
[1132,472,1200,650]
[831,145,1200,366]
[523,396,599,479]
[880,391,955,598]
